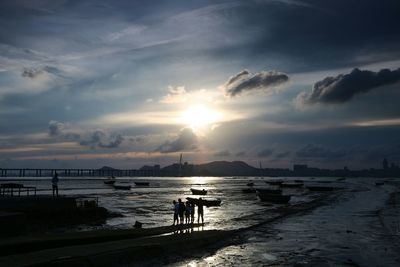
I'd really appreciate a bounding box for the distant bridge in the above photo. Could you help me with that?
[0,168,162,177]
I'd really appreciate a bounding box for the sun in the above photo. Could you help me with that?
[179,105,223,131]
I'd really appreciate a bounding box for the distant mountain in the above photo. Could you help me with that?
[193,161,259,176]
[99,166,119,171]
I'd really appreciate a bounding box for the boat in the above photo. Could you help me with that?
[113,184,131,190]
[280,182,303,188]
[375,181,384,186]
[306,185,334,191]
[134,182,150,186]
[190,188,207,195]
[242,188,257,193]
[256,191,291,204]
[246,182,254,186]
[186,197,221,207]
[104,177,116,185]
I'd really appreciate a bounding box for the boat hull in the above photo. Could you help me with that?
[190,188,207,195]
[113,185,131,190]
[186,197,221,207]
[306,186,334,191]
[134,182,150,186]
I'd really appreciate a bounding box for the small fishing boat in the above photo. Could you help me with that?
[257,191,291,204]
[134,182,150,186]
[190,188,207,195]
[375,181,384,186]
[104,177,116,185]
[113,184,131,190]
[306,185,334,191]
[186,197,221,207]
[246,182,254,186]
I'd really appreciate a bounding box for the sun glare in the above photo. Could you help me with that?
[180,105,223,131]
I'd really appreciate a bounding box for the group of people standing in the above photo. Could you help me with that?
[173,198,204,225]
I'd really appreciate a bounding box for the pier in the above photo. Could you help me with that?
[0,168,161,177]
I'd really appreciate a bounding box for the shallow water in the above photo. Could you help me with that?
[171,178,400,266]
[2,176,322,231]
[3,176,399,266]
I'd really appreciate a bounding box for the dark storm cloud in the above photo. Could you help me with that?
[236,0,400,72]
[48,120,64,136]
[297,68,400,105]
[99,134,124,148]
[48,121,124,149]
[258,148,274,157]
[214,149,231,157]
[296,144,347,159]
[223,70,289,97]
[22,67,44,79]
[155,128,197,153]
[78,131,124,149]
[79,130,105,147]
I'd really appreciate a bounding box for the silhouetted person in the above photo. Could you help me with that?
[197,198,204,224]
[52,171,59,197]
[178,198,185,224]
[172,200,179,225]
[185,201,190,224]
[190,202,195,223]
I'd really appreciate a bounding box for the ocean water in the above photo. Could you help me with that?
[1,176,331,230]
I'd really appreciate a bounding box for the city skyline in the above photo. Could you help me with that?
[1,0,400,170]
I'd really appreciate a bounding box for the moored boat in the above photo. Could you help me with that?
[134,182,150,186]
[306,185,334,191]
[113,184,131,190]
[190,188,207,195]
[186,197,221,207]
[104,176,116,185]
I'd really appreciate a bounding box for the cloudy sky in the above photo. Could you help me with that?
[1,0,400,170]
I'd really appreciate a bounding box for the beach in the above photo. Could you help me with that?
[0,176,399,266]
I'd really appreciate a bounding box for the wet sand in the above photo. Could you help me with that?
[173,180,400,267]
[0,192,335,267]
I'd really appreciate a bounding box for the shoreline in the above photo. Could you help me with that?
[0,191,337,267]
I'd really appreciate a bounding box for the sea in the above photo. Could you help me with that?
[2,176,400,266]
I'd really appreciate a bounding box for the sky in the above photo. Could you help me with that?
[1,0,400,170]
